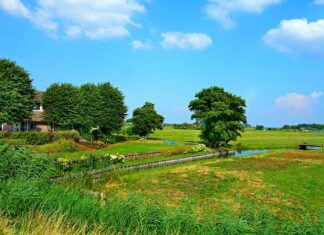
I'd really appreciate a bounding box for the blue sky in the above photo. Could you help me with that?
[1,0,324,127]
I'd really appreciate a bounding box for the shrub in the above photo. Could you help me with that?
[4,139,26,148]
[10,132,49,145]
[52,130,80,142]
[185,144,207,154]
[56,139,78,153]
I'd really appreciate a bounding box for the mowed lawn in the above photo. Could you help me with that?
[151,128,324,149]
[99,150,324,222]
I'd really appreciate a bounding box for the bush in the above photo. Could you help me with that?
[11,132,49,145]
[52,130,80,142]
[4,139,26,148]
[56,139,78,153]
[185,144,207,154]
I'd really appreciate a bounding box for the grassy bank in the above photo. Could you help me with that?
[151,128,324,149]
[94,150,324,222]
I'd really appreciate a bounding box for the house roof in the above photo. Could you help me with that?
[35,91,44,103]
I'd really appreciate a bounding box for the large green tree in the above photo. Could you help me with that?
[131,102,164,137]
[42,83,80,129]
[97,83,127,135]
[189,86,247,147]
[78,83,101,131]
[0,59,35,125]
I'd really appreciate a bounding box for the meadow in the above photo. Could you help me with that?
[151,128,324,150]
[1,128,324,234]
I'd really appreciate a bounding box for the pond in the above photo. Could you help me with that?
[232,149,268,157]
[307,146,322,150]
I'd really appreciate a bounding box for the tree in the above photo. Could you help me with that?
[96,83,127,135]
[255,125,265,130]
[0,59,35,125]
[131,102,164,137]
[43,83,80,129]
[78,83,101,132]
[189,86,247,147]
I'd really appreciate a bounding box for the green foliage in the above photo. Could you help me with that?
[51,130,80,142]
[189,86,247,147]
[11,131,49,145]
[0,59,35,125]
[131,102,164,137]
[56,139,77,153]
[43,82,127,137]
[185,144,207,153]
[0,147,53,182]
[96,83,128,135]
[43,83,80,129]
[255,125,265,130]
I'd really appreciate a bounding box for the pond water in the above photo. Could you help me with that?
[232,149,268,157]
[307,146,322,150]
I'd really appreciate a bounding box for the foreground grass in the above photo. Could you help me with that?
[151,128,324,149]
[96,150,324,222]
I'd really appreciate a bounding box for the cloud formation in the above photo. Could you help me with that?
[314,0,324,4]
[263,18,324,58]
[131,40,153,50]
[161,32,212,50]
[205,0,281,28]
[0,0,146,39]
[274,92,323,115]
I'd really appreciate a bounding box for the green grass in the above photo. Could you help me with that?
[150,127,201,142]
[1,146,324,234]
[34,141,184,160]
[150,127,324,149]
[96,150,324,222]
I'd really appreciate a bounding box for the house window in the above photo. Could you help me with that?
[33,103,42,111]
[30,123,37,130]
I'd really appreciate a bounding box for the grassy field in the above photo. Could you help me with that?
[151,128,324,149]
[2,130,324,233]
[96,150,324,223]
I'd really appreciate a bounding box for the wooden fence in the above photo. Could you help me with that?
[52,150,234,182]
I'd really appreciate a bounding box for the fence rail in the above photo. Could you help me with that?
[52,150,234,181]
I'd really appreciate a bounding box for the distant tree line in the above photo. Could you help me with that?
[281,124,324,131]
[164,122,202,130]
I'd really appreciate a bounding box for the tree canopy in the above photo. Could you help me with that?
[42,83,80,129]
[189,86,247,147]
[43,82,127,135]
[131,102,164,137]
[0,59,35,125]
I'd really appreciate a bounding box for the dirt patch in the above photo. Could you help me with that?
[281,152,324,160]
[105,182,123,190]
[169,165,211,174]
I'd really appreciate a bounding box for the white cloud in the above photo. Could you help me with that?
[132,40,153,50]
[314,0,324,4]
[274,92,323,114]
[205,0,282,28]
[0,0,146,39]
[161,32,212,50]
[263,18,324,58]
